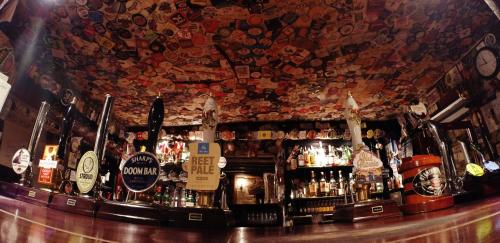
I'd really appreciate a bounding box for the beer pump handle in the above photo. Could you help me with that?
[24,102,50,186]
[57,98,77,166]
[27,102,51,160]
[94,94,114,163]
[146,96,164,153]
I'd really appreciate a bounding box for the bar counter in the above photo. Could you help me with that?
[0,195,498,242]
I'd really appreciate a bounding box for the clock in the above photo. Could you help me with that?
[475,47,499,79]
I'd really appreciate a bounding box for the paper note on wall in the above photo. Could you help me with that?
[0,72,11,113]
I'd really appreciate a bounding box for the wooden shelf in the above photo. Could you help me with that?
[290,195,345,202]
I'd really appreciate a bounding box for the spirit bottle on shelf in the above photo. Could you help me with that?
[180,188,186,207]
[289,180,296,199]
[309,147,317,167]
[153,185,162,204]
[319,171,328,196]
[338,171,345,196]
[186,189,195,207]
[290,156,297,170]
[349,173,355,202]
[308,171,318,197]
[303,148,310,167]
[298,148,305,167]
[329,171,337,196]
[162,186,171,206]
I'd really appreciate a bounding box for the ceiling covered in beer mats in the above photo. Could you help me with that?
[25,0,497,126]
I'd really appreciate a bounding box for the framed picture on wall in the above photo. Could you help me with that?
[233,174,264,204]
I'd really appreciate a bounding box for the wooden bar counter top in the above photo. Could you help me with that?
[0,195,498,242]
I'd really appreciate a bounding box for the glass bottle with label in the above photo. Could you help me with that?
[303,148,310,167]
[329,171,337,196]
[338,171,345,196]
[308,171,317,197]
[298,148,305,167]
[348,173,355,202]
[319,171,328,197]
[162,186,171,206]
[153,185,162,204]
[180,188,186,207]
[186,189,195,207]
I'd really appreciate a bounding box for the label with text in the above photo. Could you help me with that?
[12,148,30,174]
[185,143,221,191]
[122,152,160,192]
[76,151,99,194]
[38,168,53,184]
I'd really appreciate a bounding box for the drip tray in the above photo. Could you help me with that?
[48,193,98,217]
[0,181,20,198]
[96,200,163,225]
[15,186,53,206]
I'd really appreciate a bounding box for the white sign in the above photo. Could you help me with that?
[11,148,29,174]
[0,72,11,113]
[76,151,99,194]
[39,159,58,169]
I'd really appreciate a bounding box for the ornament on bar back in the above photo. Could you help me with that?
[147,96,164,153]
[18,102,50,186]
[344,92,363,151]
[201,95,218,143]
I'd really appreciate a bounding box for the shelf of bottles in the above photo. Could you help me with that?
[148,137,198,208]
[284,140,356,216]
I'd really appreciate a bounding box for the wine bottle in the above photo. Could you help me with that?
[153,185,162,204]
[147,96,164,153]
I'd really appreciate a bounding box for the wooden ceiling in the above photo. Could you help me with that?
[15,0,498,126]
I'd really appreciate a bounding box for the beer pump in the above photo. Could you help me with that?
[19,102,51,187]
[122,95,163,203]
[10,101,54,205]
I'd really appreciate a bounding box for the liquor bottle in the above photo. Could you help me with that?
[348,173,355,202]
[289,180,296,199]
[309,147,316,167]
[319,171,328,196]
[162,186,171,206]
[308,171,317,197]
[172,187,179,207]
[329,171,337,196]
[180,188,186,207]
[303,148,309,167]
[147,96,164,153]
[338,171,345,196]
[290,156,298,170]
[153,185,162,204]
[298,148,305,167]
[186,189,195,207]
